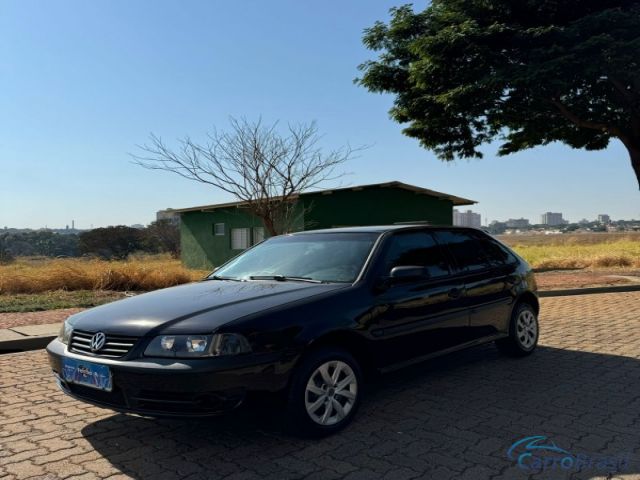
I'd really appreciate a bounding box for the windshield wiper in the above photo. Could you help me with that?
[207,275,243,282]
[248,275,324,284]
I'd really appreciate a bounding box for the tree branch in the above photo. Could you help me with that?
[549,98,612,133]
[131,117,362,235]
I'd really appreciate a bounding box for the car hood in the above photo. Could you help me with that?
[68,280,347,336]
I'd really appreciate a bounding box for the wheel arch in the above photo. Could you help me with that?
[515,291,540,315]
[302,330,375,377]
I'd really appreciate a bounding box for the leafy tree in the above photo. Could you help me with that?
[0,231,79,257]
[0,237,14,264]
[146,220,180,258]
[78,226,146,259]
[358,1,640,187]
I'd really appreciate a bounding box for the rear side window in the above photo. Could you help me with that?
[380,232,450,278]
[433,230,491,272]
[477,236,517,266]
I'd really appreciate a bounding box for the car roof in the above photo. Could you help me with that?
[289,225,485,235]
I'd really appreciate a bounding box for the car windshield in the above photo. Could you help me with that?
[210,232,380,283]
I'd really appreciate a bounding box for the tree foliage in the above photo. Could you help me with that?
[358,1,640,187]
[146,220,180,258]
[78,226,148,260]
[133,118,357,235]
[0,231,79,258]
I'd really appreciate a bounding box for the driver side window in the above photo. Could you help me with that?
[381,232,450,278]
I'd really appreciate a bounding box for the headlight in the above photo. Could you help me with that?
[144,333,251,358]
[58,319,75,344]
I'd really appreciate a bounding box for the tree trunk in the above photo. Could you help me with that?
[262,216,278,237]
[629,144,640,190]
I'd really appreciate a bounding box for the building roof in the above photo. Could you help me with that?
[289,224,481,235]
[170,181,476,213]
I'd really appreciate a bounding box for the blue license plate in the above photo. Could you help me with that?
[62,357,112,391]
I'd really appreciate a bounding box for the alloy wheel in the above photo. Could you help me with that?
[516,309,537,349]
[304,360,358,426]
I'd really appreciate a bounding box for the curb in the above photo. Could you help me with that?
[538,284,640,297]
[0,334,56,354]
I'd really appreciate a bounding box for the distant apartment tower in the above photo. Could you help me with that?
[540,212,565,226]
[156,208,181,226]
[597,214,611,224]
[506,218,530,229]
[453,209,481,228]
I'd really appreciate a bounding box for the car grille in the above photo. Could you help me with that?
[70,329,138,358]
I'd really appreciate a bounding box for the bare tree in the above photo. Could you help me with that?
[133,118,357,235]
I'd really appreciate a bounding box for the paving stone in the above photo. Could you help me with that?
[1,292,640,479]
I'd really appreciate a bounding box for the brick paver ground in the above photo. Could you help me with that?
[0,309,85,330]
[1,292,639,480]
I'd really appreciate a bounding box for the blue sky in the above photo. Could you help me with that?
[0,0,637,229]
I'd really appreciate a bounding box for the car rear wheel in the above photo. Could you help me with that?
[286,347,362,436]
[496,303,539,356]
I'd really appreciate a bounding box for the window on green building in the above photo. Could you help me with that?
[213,223,225,236]
[231,228,250,250]
[252,227,265,245]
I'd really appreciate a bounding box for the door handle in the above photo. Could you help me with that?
[448,287,464,299]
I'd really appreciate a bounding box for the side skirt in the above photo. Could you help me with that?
[377,333,508,374]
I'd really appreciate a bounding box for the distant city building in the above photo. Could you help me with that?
[130,224,145,229]
[506,218,530,229]
[156,208,181,226]
[597,214,611,224]
[540,212,565,226]
[453,209,481,228]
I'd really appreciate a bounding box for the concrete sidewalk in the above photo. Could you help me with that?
[0,322,60,352]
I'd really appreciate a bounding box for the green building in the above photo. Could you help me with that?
[171,181,476,269]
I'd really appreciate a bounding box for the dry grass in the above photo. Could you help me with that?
[502,236,640,270]
[1,233,639,296]
[0,255,209,295]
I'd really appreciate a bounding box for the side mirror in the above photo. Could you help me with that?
[389,265,429,282]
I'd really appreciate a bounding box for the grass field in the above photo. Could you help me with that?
[0,233,638,312]
[498,233,640,270]
[0,255,208,295]
[0,290,127,313]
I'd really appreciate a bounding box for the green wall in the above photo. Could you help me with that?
[180,204,305,269]
[180,186,455,269]
[181,208,265,270]
[302,186,453,229]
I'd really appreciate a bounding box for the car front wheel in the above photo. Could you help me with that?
[286,347,362,436]
[496,303,539,356]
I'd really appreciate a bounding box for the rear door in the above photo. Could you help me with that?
[433,230,513,341]
[473,233,521,335]
[370,231,470,366]
[436,229,511,339]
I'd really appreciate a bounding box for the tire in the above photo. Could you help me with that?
[496,303,539,357]
[286,347,363,437]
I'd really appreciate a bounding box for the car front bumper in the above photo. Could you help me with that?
[46,339,295,417]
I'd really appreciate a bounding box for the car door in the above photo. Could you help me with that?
[369,230,470,367]
[473,234,521,335]
[433,230,513,341]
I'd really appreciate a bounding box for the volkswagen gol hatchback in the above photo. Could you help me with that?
[47,226,539,436]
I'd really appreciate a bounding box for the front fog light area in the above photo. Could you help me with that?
[144,333,251,358]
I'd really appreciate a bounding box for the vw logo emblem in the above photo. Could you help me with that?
[90,332,106,352]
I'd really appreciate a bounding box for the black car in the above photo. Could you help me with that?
[46,225,539,435]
